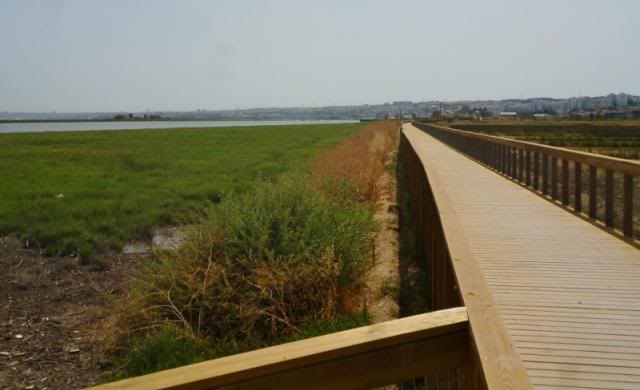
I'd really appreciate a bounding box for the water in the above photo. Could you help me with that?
[0,120,358,134]
[123,226,187,254]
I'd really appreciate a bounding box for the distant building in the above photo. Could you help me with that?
[533,113,551,120]
[616,93,630,107]
[499,112,517,119]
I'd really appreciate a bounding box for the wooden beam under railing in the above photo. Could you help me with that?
[90,307,471,390]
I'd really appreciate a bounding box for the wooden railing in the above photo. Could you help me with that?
[414,122,640,241]
[90,308,472,390]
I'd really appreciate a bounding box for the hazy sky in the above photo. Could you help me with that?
[1,0,638,112]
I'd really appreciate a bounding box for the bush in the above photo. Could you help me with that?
[118,325,210,378]
[116,175,375,348]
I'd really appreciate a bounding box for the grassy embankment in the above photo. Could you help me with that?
[449,120,640,160]
[0,124,362,259]
[108,121,400,378]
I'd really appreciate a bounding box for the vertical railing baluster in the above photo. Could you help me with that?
[518,149,524,183]
[506,146,511,176]
[542,155,549,195]
[605,170,614,227]
[502,144,507,174]
[511,147,517,179]
[574,162,582,213]
[551,157,558,200]
[525,150,531,186]
[589,166,597,219]
[533,152,540,191]
[623,175,634,237]
[562,159,569,205]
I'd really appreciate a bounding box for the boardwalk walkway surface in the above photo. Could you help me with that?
[403,123,640,389]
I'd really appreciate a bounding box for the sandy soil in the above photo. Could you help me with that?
[365,131,401,323]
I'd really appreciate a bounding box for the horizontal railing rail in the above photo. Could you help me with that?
[91,308,471,390]
[414,122,639,241]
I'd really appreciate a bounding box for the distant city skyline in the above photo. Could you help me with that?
[2,91,638,122]
[1,0,639,112]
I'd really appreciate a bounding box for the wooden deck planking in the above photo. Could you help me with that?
[403,124,640,388]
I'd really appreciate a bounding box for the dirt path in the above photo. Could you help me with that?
[0,238,137,389]
[364,132,401,323]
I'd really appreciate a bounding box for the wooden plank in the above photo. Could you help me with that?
[90,308,469,390]
[530,375,640,389]
[527,368,640,384]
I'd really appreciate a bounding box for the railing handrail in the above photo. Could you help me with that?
[419,122,640,177]
[91,307,469,390]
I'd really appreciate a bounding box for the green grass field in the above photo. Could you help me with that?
[0,123,363,257]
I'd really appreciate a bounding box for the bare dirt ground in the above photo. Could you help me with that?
[365,131,401,323]
[0,237,139,390]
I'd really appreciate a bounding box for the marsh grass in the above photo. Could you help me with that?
[0,124,362,259]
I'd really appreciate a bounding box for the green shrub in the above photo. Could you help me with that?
[117,174,375,349]
[118,325,210,378]
[291,312,370,340]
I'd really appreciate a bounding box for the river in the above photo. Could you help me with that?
[0,120,359,133]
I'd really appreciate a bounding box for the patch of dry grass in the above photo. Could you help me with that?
[311,121,400,203]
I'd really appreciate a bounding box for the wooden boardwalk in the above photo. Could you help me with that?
[403,123,640,389]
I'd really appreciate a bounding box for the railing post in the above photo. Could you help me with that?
[623,174,634,237]
[605,170,614,227]
[562,159,569,205]
[589,166,598,219]
[575,162,582,213]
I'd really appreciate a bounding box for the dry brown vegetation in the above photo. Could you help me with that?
[311,120,400,203]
